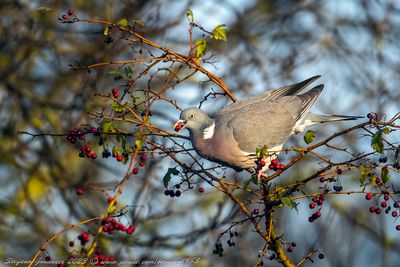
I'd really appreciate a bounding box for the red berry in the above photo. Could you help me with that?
[91,153,97,159]
[67,9,74,16]
[309,203,316,209]
[116,155,123,161]
[369,206,375,213]
[375,208,381,214]
[375,177,381,184]
[381,201,387,208]
[319,177,325,183]
[271,159,277,165]
[392,211,398,217]
[384,194,390,201]
[287,246,293,252]
[268,164,274,170]
[396,225,400,231]
[45,256,51,261]
[198,187,205,193]
[252,208,259,215]
[395,202,400,208]
[103,225,109,232]
[132,168,139,175]
[337,168,343,175]
[315,211,321,218]
[62,14,68,20]
[365,193,372,200]
[259,160,266,167]
[139,161,145,167]
[278,164,285,170]
[112,88,119,98]
[76,187,85,196]
[112,152,118,158]
[140,154,147,161]
[126,225,135,235]
[308,217,314,223]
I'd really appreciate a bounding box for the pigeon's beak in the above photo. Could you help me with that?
[174,120,187,133]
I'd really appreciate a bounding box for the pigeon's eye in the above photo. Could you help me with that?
[190,114,195,118]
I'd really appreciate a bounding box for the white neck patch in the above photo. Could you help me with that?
[203,123,215,139]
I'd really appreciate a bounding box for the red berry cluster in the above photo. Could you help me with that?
[268,159,285,171]
[132,154,147,173]
[60,9,75,21]
[101,218,135,235]
[112,151,124,162]
[112,88,119,98]
[308,195,324,222]
[286,242,297,252]
[365,192,400,230]
[93,253,116,266]
[77,232,90,245]
[79,145,97,159]
[66,129,85,144]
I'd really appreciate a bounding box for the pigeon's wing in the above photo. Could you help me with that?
[219,85,323,153]
[219,76,321,114]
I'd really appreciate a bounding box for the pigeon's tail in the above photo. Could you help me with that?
[293,113,363,133]
[305,113,364,123]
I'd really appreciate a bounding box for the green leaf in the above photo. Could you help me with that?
[163,167,180,188]
[107,205,117,214]
[112,146,123,155]
[395,145,400,160]
[280,197,298,212]
[381,166,390,183]
[383,128,390,135]
[256,145,269,159]
[195,39,207,59]
[251,174,258,185]
[102,121,115,133]
[359,165,374,185]
[304,130,315,144]
[108,70,122,78]
[103,26,109,36]
[111,103,125,112]
[211,24,227,41]
[124,66,133,79]
[135,139,143,150]
[186,8,194,22]
[132,19,145,26]
[243,178,252,189]
[118,18,129,26]
[371,130,384,154]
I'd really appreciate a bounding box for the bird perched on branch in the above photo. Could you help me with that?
[174,76,362,174]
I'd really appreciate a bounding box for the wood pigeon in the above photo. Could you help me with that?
[174,76,361,172]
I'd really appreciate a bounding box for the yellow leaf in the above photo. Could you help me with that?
[17,175,48,204]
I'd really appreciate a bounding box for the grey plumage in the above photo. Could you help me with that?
[174,76,361,171]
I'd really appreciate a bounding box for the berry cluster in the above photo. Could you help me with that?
[213,241,224,257]
[112,152,124,162]
[268,159,285,171]
[165,184,181,197]
[91,247,116,266]
[79,145,97,159]
[60,9,75,21]
[66,127,100,144]
[77,232,90,246]
[66,129,85,144]
[286,242,296,252]
[365,192,400,230]
[308,195,324,222]
[101,218,135,235]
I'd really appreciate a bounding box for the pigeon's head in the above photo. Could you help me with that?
[174,108,213,135]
